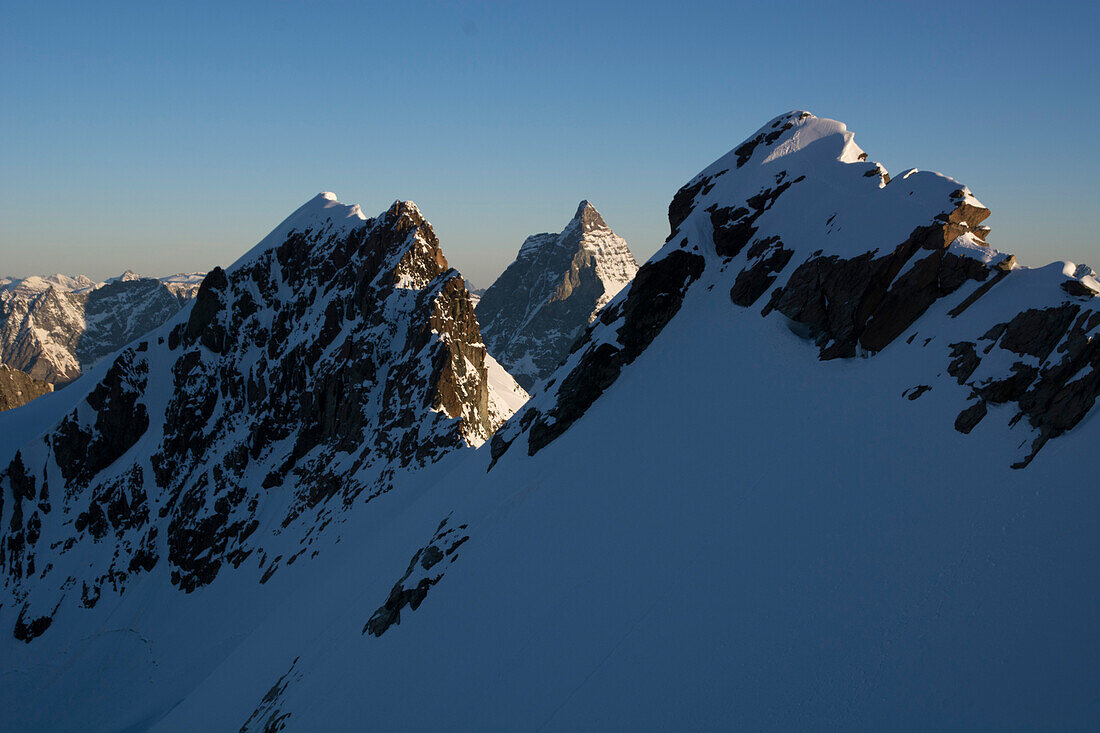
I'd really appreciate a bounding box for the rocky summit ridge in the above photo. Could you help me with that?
[477,200,638,389]
[0,193,526,644]
[494,111,1099,470]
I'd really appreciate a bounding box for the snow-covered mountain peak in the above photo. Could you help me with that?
[109,269,142,283]
[665,110,992,268]
[699,110,863,175]
[300,190,370,225]
[0,270,205,384]
[0,193,527,654]
[0,273,98,297]
[495,111,1096,470]
[229,194,440,289]
[232,191,372,272]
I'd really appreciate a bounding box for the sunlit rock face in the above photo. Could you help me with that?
[0,365,52,412]
[477,200,639,389]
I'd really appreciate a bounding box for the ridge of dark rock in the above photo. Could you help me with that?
[0,194,522,640]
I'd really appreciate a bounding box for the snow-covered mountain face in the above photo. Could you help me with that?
[0,365,52,412]
[0,193,526,654]
[2,115,1098,731]
[0,271,205,385]
[134,113,1094,730]
[494,111,1099,470]
[476,201,639,389]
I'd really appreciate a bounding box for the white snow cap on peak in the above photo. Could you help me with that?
[110,269,141,282]
[699,110,867,177]
[664,110,995,265]
[229,191,371,273]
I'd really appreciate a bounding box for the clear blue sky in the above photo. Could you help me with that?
[2,0,1097,287]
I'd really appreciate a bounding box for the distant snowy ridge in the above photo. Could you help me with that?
[0,270,205,299]
[477,200,639,389]
[0,270,206,384]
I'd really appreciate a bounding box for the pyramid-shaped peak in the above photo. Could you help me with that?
[478,199,637,389]
[572,199,608,231]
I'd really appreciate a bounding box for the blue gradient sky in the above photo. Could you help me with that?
[2,1,1097,287]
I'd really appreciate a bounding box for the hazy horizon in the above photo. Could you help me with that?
[3,1,1098,288]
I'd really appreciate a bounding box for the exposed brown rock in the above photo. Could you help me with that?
[1061,279,1098,298]
[1008,308,1100,466]
[0,365,52,412]
[668,175,717,239]
[946,302,1099,467]
[363,517,467,637]
[185,266,229,353]
[948,256,1015,318]
[905,385,932,400]
[769,198,994,359]
[50,347,150,488]
[977,363,1039,404]
[860,250,990,351]
[947,342,981,384]
[998,304,1080,361]
[708,174,803,259]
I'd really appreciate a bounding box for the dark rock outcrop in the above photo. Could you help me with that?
[363,515,468,637]
[0,194,525,637]
[968,306,1100,466]
[768,203,993,360]
[513,249,704,458]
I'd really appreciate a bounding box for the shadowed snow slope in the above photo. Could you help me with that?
[2,114,1098,730]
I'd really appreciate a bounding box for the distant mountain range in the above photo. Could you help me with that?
[0,113,1097,730]
[0,271,204,386]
